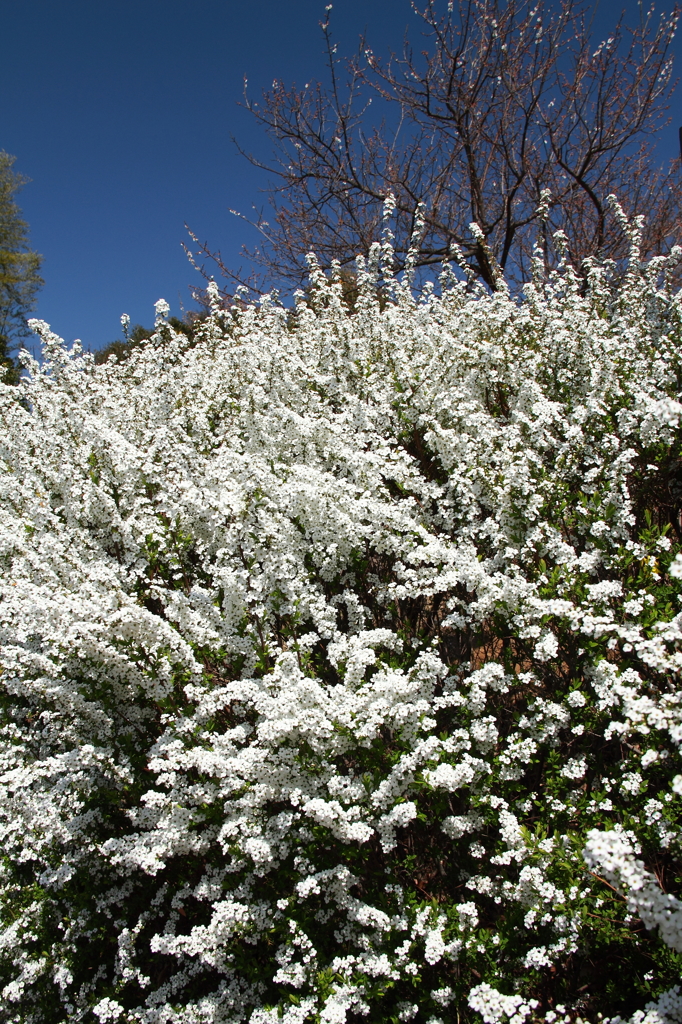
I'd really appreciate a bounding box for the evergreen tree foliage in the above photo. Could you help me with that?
[0,151,43,384]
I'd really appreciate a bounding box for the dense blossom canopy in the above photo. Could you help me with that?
[2,205,682,1024]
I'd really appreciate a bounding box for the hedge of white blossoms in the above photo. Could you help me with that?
[3,208,682,1024]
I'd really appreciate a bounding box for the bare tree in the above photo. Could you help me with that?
[190,0,682,295]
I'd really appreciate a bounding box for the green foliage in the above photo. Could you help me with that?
[94,318,195,365]
[0,151,43,384]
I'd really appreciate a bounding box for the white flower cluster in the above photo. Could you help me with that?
[584,829,682,952]
[468,983,538,1024]
[1,214,682,1022]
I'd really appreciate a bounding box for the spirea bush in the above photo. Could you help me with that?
[3,208,682,1024]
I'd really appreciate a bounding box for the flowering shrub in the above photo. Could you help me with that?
[2,208,682,1024]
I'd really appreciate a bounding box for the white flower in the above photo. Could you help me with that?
[560,757,587,780]
[534,632,558,662]
[3,224,682,1024]
[468,983,538,1024]
[154,297,170,321]
[93,999,124,1022]
[584,830,682,952]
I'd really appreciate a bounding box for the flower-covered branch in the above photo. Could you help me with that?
[1,207,682,1023]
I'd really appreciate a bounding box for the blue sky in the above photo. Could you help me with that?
[2,0,680,354]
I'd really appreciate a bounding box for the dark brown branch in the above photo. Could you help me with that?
[189,0,682,297]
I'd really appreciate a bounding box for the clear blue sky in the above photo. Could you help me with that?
[1,0,680,354]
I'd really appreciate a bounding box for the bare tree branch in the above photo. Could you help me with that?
[189,0,682,297]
